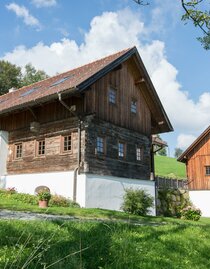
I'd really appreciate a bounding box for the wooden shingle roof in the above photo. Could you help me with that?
[0,47,173,133]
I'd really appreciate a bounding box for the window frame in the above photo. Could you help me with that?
[136,146,143,161]
[118,141,126,159]
[61,134,72,154]
[96,136,106,155]
[36,139,46,157]
[14,143,23,159]
[131,98,137,114]
[108,86,117,105]
[205,166,210,176]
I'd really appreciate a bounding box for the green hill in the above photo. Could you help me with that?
[154,155,186,179]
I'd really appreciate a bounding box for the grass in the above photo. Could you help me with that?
[1,218,210,268]
[1,192,210,268]
[155,155,186,179]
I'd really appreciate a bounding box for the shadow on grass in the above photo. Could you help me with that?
[1,218,210,269]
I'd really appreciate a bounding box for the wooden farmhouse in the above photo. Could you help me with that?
[0,47,173,213]
[178,126,210,216]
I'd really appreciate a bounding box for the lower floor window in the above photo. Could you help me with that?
[136,147,142,161]
[206,166,210,176]
[97,136,105,154]
[15,143,22,159]
[37,140,45,156]
[118,142,125,158]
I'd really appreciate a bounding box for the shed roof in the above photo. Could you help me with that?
[178,125,210,162]
[0,47,173,133]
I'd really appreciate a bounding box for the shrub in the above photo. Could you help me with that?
[180,205,201,221]
[11,193,38,205]
[121,188,154,216]
[37,191,51,202]
[50,194,80,208]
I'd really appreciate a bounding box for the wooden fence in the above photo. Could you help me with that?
[155,176,188,190]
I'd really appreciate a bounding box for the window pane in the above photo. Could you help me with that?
[38,140,45,155]
[109,88,116,104]
[15,143,22,158]
[206,166,210,175]
[136,147,141,161]
[63,135,72,151]
[131,100,137,113]
[97,137,104,153]
[118,142,125,158]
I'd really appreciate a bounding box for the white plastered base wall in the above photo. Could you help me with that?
[189,191,210,217]
[0,131,8,180]
[4,171,75,199]
[83,174,156,215]
[3,172,156,215]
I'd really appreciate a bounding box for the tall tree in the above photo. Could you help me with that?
[22,63,49,87]
[0,61,22,95]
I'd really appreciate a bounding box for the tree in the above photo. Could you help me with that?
[174,147,183,158]
[133,0,210,50]
[22,63,49,87]
[158,147,167,156]
[0,61,22,95]
[181,0,210,50]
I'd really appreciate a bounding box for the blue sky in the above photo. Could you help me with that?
[0,0,210,156]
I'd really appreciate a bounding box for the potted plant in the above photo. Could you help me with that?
[37,190,51,208]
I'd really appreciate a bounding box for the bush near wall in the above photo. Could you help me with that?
[157,188,190,217]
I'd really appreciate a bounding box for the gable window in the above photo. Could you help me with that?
[206,166,210,176]
[63,135,72,152]
[15,143,23,159]
[96,136,105,154]
[109,87,117,104]
[118,142,126,158]
[131,99,137,114]
[136,147,143,161]
[37,140,45,156]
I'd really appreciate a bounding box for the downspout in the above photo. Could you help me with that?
[58,93,81,202]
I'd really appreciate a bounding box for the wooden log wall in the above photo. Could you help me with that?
[7,118,80,174]
[83,116,151,180]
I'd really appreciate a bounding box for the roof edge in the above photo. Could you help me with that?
[178,125,210,162]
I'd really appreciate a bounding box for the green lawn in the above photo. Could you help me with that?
[1,192,210,268]
[155,155,186,179]
[1,218,210,269]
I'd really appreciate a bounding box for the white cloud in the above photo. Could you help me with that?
[177,134,197,150]
[6,3,41,28]
[31,0,57,8]
[2,8,210,142]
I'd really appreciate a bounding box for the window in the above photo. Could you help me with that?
[206,166,210,176]
[131,99,137,113]
[96,137,105,154]
[109,87,116,104]
[63,135,72,152]
[118,142,126,158]
[136,147,142,161]
[15,143,22,159]
[37,140,45,156]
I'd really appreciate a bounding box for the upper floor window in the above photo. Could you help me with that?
[206,166,210,176]
[109,87,117,104]
[136,147,143,161]
[15,143,23,159]
[118,142,126,158]
[37,140,45,156]
[96,136,105,154]
[131,99,137,114]
[63,135,72,152]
